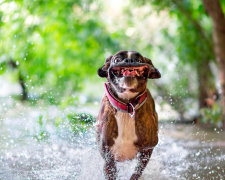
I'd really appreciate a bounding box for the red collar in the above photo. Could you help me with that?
[104,83,147,118]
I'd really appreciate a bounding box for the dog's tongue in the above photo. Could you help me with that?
[123,70,136,76]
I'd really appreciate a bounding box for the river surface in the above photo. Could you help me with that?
[0,97,225,180]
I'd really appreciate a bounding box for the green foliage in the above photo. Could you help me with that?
[133,0,217,119]
[200,102,224,127]
[59,95,80,109]
[33,112,95,141]
[0,0,120,103]
[0,61,7,74]
[67,113,95,134]
[148,0,214,65]
[33,115,50,141]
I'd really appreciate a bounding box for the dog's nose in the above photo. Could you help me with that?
[124,58,135,63]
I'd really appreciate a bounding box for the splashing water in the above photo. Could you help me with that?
[0,99,225,180]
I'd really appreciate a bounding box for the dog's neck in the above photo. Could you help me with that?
[117,90,139,102]
[107,82,144,104]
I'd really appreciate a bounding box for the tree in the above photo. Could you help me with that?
[131,0,217,116]
[203,0,225,128]
[0,0,119,102]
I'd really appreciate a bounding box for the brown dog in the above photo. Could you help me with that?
[96,50,161,180]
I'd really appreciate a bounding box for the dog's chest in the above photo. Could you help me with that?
[111,111,138,161]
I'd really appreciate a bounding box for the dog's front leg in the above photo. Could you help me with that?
[104,151,117,180]
[130,148,153,180]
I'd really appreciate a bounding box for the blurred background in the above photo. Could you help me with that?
[0,0,225,179]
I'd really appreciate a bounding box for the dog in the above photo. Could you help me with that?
[96,50,161,180]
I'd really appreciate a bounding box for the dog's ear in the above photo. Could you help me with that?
[144,57,161,79]
[97,56,113,78]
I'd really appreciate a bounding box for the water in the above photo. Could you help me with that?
[0,98,225,180]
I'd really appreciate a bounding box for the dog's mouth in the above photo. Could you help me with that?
[111,65,149,78]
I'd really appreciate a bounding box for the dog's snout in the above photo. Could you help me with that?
[124,58,136,64]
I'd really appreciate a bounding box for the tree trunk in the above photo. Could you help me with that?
[196,60,216,109]
[19,71,28,101]
[203,0,225,128]
[8,59,28,101]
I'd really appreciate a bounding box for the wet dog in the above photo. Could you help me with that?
[96,50,161,180]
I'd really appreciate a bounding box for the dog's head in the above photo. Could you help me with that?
[98,50,161,100]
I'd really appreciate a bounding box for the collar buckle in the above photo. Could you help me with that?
[128,102,135,118]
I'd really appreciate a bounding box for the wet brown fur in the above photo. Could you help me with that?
[96,90,158,152]
[96,50,160,180]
